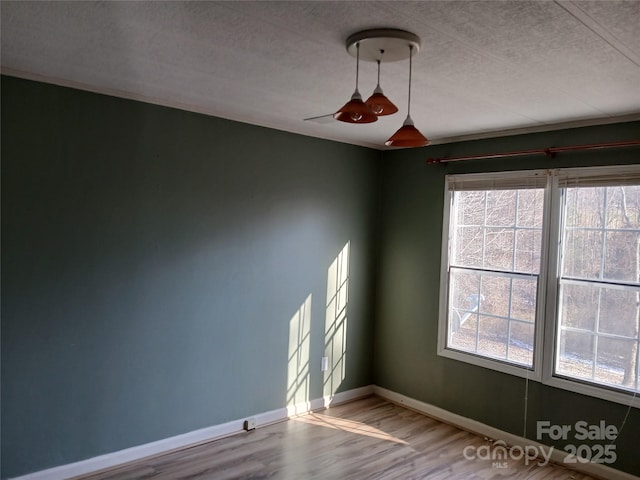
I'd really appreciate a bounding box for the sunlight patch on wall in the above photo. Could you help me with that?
[287,294,312,407]
[324,242,350,397]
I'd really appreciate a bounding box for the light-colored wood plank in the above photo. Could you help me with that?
[76,396,598,479]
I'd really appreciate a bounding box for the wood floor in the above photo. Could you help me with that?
[78,396,597,479]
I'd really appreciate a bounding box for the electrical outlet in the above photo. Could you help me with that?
[321,356,329,372]
[243,418,256,431]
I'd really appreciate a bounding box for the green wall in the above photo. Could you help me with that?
[374,121,640,476]
[2,74,639,478]
[1,76,380,478]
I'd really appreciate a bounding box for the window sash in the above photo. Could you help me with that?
[549,180,640,397]
[439,176,548,379]
[446,266,538,368]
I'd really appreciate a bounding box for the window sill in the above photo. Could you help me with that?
[437,346,639,408]
[437,345,541,381]
[541,372,640,409]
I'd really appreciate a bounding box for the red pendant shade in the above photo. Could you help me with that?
[365,89,398,116]
[365,60,398,116]
[334,90,379,123]
[385,44,428,148]
[335,42,378,124]
[385,115,429,147]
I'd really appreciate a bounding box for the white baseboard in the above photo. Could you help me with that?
[372,385,639,480]
[11,385,373,480]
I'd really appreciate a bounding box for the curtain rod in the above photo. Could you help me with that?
[426,140,640,165]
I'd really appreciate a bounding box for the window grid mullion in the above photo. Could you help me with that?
[477,189,486,356]
[451,194,459,268]
[507,191,519,362]
[592,288,602,380]
[506,277,514,361]
[453,309,535,325]
[513,190,520,272]
[449,265,539,279]
[565,226,640,233]
[592,188,608,381]
[561,277,640,291]
[560,325,636,341]
[482,191,488,270]
[600,187,608,282]
[475,276,481,354]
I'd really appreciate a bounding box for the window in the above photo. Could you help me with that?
[438,166,640,406]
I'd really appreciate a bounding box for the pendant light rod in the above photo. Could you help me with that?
[339,28,427,146]
[365,49,398,117]
[375,49,385,84]
[355,42,360,91]
[384,40,429,147]
[407,44,413,116]
[337,28,424,133]
[334,38,378,123]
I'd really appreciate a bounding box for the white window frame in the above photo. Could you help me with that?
[438,165,640,408]
[437,169,550,381]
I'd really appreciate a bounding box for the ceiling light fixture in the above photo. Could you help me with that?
[334,29,428,147]
[334,42,378,123]
[385,44,429,147]
[365,53,398,116]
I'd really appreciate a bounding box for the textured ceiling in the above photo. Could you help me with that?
[2,1,639,149]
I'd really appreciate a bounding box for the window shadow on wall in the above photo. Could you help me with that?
[324,241,350,399]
